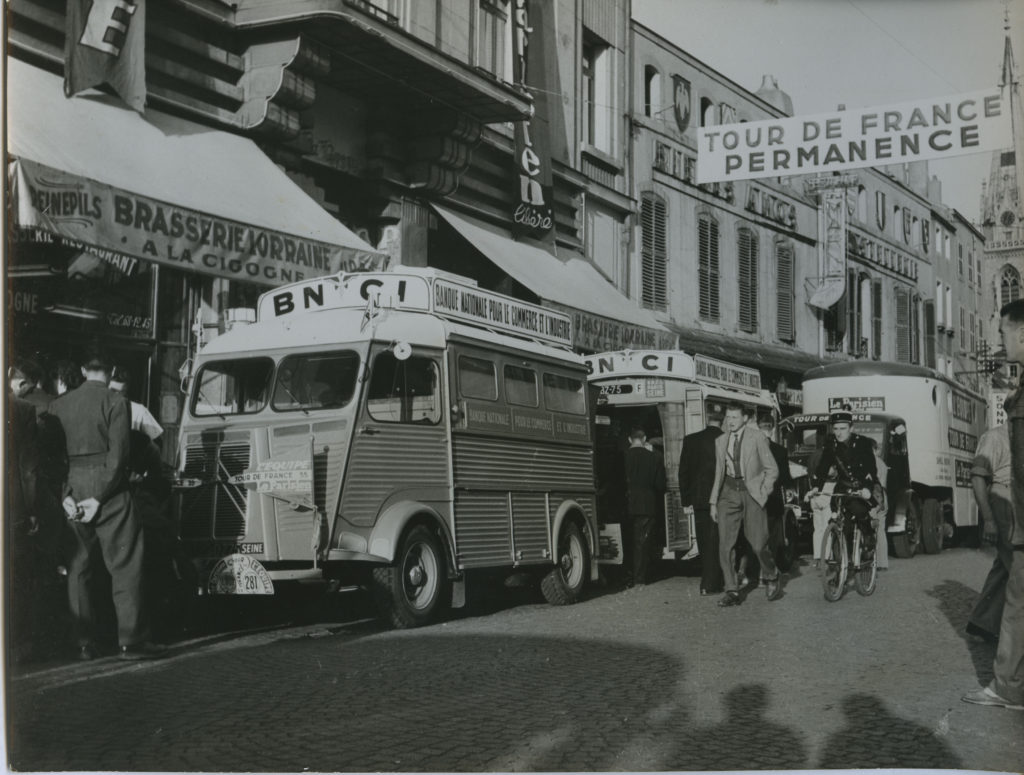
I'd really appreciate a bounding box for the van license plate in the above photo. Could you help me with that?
[208,554,274,595]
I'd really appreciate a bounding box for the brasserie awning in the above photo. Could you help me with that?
[6,59,385,287]
[432,204,676,352]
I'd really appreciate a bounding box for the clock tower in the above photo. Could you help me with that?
[980,8,1024,394]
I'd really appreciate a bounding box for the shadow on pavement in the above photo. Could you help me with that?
[817,692,962,770]
[925,579,995,685]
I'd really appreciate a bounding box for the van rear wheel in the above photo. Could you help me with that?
[891,496,921,558]
[372,525,449,629]
[920,498,944,555]
[541,521,588,605]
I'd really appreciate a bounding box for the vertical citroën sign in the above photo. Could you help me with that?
[511,0,555,239]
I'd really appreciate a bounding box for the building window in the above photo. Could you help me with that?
[698,213,720,322]
[775,240,795,342]
[911,294,921,364]
[581,30,612,153]
[846,269,862,356]
[968,251,974,283]
[477,0,510,80]
[857,186,868,222]
[969,311,976,353]
[1001,265,1022,306]
[936,281,945,327]
[644,65,661,118]
[825,294,845,351]
[871,278,882,359]
[640,193,668,311]
[700,97,716,127]
[895,286,911,363]
[737,228,758,333]
[958,244,964,278]
[959,306,966,350]
[923,300,936,368]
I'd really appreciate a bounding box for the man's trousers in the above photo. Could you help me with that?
[717,476,777,593]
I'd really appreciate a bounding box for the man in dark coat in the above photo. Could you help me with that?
[48,348,162,661]
[678,416,725,595]
[624,426,666,587]
[813,409,878,539]
[6,386,41,662]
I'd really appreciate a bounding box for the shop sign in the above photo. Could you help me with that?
[745,186,797,229]
[12,158,384,288]
[693,355,761,392]
[653,140,734,203]
[808,189,847,310]
[698,89,1011,183]
[511,0,555,237]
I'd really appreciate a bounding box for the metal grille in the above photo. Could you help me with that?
[178,432,251,539]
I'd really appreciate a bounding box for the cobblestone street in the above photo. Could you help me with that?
[6,547,1023,772]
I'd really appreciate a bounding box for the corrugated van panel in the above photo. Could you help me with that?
[453,435,593,490]
[511,492,550,563]
[454,491,513,567]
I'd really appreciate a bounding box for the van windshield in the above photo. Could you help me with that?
[192,358,274,416]
[272,351,361,411]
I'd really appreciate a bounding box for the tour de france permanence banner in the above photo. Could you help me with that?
[11,158,385,286]
[697,89,1013,183]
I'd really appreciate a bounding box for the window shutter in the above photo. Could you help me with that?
[640,194,668,310]
[871,279,882,358]
[924,300,936,368]
[775,242,794,341]
[895,287,910,363]
[911,295,921,364]
[737,228,758,333]
[698,215,719,322]
[846,269,858,354]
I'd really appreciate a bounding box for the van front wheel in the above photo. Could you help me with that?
[541,521,588,605]
[372,525,449,629]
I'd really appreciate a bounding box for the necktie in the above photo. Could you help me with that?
[729,432,740,477]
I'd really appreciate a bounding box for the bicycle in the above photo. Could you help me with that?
[809,486,878,601]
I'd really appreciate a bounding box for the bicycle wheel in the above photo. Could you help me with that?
[852,525,878,596]
[820,522,847,602]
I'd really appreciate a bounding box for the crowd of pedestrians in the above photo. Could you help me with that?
[5,346,175,665]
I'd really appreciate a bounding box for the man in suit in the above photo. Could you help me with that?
[678,415,725,595]
[709,402,781,606]
[48,347,163,661]
[624,426,666,588]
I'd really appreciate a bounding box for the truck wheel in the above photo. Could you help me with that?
[891,496,921,559]
[372,524,449,629]
[541,521,588,605]
[920,498,944,555]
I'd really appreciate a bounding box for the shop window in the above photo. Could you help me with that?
[924,300,937,368]
[504,364,538,407]
[698,213,720,322]
[366,352,441,424]
[1001,265,1021,306]
[871,279,882,359]
[737,227,758,333]
[775,240,795,342]
[458,355,497,400]
[192,358,274,417]
[477,0,511,80]
[895,287,911,363]
[640,192,668,311]
[644,65,661,118]
[272,351,360,411]
[543,372,586,415]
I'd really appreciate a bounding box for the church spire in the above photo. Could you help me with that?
[1001,4,1018,89]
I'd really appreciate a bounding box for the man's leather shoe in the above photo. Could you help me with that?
[119,642,167,661]
[765,575,783,601]
[717,591,741,607]
[78,643,97,661]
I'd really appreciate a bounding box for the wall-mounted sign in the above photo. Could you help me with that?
[672,75,691,133]
[653,140,735,204]
[511,0,555,237]
[745,186,797,229]
[694,355,762,392]
[697,89,1011,183]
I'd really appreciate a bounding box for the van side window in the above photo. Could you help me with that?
[366,351,441,424]
[504,364,538,406]
[458,355,497,400]
[543,372,586,415]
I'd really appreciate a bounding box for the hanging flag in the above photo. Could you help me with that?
[65,0,146,113]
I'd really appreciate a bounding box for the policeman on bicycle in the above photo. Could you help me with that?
[812,409,881,550]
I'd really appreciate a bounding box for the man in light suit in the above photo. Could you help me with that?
[709,402,781,607]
